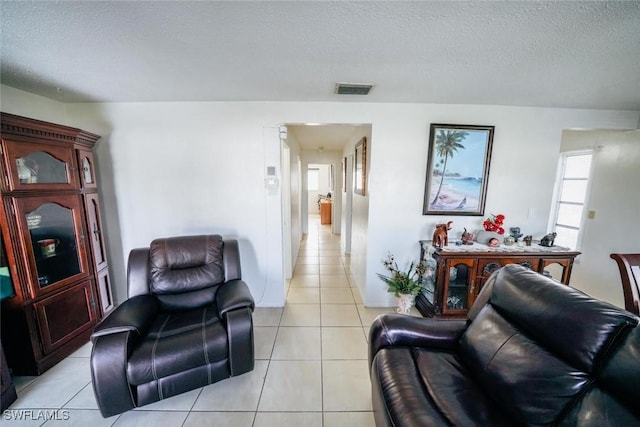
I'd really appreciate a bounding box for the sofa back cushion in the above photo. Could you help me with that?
[149,235,225,311]
[459,264,638,425]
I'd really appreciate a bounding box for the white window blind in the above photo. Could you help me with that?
[307,168,319,191]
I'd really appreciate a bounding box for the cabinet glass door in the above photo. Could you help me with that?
[84,193,107,270]
[18,195,89,293]
[1,231,15,300]
[4,141,78,191]
[442,259,476,314]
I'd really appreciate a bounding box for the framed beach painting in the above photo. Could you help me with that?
[422,124,494,215]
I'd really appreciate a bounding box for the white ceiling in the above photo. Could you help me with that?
[1,1,639,112]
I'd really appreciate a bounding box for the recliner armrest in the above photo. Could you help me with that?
[91,294,159,342]
[368,314,467,367]
[217,279,255,317]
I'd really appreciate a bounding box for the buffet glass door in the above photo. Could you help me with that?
[441,258,477,316]
[17,195,89,295]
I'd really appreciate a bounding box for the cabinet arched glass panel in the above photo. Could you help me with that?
[82,157,93,184]
[446,262,472,310]
[17,151,68,185]
[26,203,81,288]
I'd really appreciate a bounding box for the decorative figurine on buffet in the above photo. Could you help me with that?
[539,232,557,247]
[432,221,453,248]
[509,226,523,242]
[523,235,533,246]
[488,237,500,247]
[461,228,474,245]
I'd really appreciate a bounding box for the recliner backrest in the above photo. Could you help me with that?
[149,234,225,311]
[459,264,639,425]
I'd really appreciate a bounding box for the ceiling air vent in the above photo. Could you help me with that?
[335,83,374,95]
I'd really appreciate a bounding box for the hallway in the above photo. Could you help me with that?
[248,213,394,425]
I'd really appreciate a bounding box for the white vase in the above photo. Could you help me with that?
[396,294,416,314]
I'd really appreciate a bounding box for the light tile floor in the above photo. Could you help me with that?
[2,215,398,426]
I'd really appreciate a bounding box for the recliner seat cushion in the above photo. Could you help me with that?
[127,306,228,385]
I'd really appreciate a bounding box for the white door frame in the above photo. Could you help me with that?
[281,140,293,279]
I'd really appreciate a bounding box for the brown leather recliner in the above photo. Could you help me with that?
[369,264,640,426]
[90,235,254,417]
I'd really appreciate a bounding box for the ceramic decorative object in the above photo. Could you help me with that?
[421,246,437,303]
[504,235,516,246]
[475,230,503,245]
[461,228,474,245]
[509,227,523,242]
[449,267,458,281]
[432,221,453,248]
[396,294,416,314]
[16,158,31,182]
[540,232,557,247]
[16,158,38,183]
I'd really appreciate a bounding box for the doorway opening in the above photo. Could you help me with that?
[278,123,371,303]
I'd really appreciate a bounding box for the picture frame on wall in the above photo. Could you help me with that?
[343,157,347,192]
[422,124,494,216]
[354,137,367,196]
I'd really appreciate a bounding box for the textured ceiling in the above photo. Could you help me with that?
[1,1,639,110]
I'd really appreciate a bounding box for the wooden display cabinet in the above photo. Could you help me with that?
[320,202,332,225]
[1,113,113,374]
[415,240,580,319]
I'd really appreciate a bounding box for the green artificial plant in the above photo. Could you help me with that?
[377,253,426,297]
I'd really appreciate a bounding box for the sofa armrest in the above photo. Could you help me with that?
[91,294,158,341]
[368,314,467,367]
[217,279,255,317]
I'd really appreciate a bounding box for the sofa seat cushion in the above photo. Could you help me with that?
[127,306,227,385]
[372,347,509,427]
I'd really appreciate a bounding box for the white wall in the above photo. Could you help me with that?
[282,135,302,275]
[560,130,640,307]
[342,129,372,301]
[2,84,638,308]
[1,86,70,124]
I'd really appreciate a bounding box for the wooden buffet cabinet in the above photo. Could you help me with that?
[0,113,113,374]
[415,240,580,319]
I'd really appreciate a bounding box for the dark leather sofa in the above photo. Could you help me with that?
[369,264,640,426]
[90,235,254,417]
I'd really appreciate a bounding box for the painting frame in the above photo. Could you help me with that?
[422,124,494,216]
[354,137,367,196]
[343,156,347,192]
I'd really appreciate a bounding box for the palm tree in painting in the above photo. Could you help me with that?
[431,129,468,206]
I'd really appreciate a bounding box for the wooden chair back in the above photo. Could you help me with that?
[610,253,640,315]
